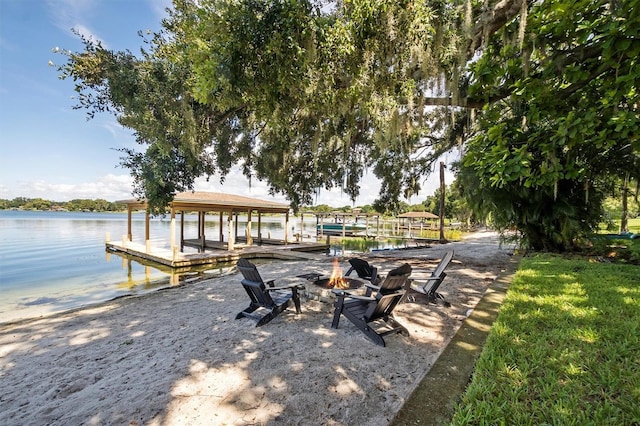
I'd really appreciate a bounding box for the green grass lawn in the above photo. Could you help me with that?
[451,253,640,425]
[628,217,640,233]
[600,217,640,234]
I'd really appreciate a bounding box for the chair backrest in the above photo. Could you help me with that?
[432,251,454,278]
[347,258,379,283]
[365,291,404,321]
[237,258,275,307]
[237,258,265,285]
[377,263,412,294]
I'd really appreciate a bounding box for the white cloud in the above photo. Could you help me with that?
[193,168,376,207]
[46,0,107,47]
[193,166,451,207]
[72,24,106,47]
[1,174,134,202]
[1,165,454,206]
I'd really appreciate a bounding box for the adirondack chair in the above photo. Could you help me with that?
[404,251,454,306]
[235,258,302,327]
[331,263,411,346]
[345,258,382,285]
[331,268,411,347]
[363,263,412,296]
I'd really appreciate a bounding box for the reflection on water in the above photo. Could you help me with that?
[0,210,252,324]
[107,250,237,289]
[0,210,415,324]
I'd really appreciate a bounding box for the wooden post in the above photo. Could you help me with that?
[233,211,239,243]
[284,211,290,244]
[342,214,346,238]
[127,205,133,241]
[227,211,235,250]
[144,210,150,242]
[246,209,253,245]
[439,161,446,242]
[180,211,185,250]
[258,212,262,243]
[299,213,304,242]
[170,208,176,250]
[365,215,369,238]
[200,211,206,250]
[197,211,202,240]
[219,211,224,242]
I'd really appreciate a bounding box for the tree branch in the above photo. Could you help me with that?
[422,94,509,109]
[467,0,535,57]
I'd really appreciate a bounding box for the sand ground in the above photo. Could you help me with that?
[0,230,513,425]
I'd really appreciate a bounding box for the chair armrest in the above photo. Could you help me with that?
[267,283,302,291]
[364,282,380,297]
[410,276,441,292]
[364,283,380,292]
[331,289,375,301]
[411,276,440,284]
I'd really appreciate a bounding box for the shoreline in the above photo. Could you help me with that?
[0,268,230,327]
[1,231,513,425]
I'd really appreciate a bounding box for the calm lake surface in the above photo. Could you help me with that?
[0,210,319,324]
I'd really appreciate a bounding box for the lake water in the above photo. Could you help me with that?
[0,210,408,324]
[0,210,321,324]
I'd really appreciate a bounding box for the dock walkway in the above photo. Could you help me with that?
[106,240,330,268]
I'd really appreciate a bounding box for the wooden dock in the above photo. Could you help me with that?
[106,240,330,268]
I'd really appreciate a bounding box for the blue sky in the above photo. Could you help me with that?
[0,0,453,207]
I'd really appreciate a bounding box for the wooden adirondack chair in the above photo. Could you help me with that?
[345,258,381,285]
[236,258,302,327]
[404,251,454,306]
[331,267,411,347]
[362,263,412,296]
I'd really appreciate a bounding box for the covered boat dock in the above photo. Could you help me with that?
[117,191,294,251]
[107,191,329,267]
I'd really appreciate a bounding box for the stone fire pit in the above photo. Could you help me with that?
[297,275,365,303]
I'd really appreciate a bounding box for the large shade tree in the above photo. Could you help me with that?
[458,0,640,250]
[57,0,639,250]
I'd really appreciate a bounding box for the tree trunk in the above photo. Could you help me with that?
[621,173,629,233]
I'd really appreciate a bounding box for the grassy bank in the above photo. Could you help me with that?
[451,253,640,425]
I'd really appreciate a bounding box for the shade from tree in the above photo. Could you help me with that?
[56,0,640,250]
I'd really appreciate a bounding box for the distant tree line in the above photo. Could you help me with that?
[0,197,127,212]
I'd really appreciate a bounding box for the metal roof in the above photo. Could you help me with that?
[117,191,291,213]
[397,211,439,219]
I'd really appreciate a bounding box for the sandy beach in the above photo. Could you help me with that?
[0,231,513,425]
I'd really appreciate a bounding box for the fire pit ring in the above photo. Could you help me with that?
[313,277,364,290]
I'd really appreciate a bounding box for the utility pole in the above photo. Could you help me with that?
[439,161,447,243]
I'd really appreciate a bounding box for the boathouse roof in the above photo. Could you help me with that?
[117,191,291,213]
[397,211,439,219]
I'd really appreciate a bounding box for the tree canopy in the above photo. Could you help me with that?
[458,0,640,250]
[57,0,640,250]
